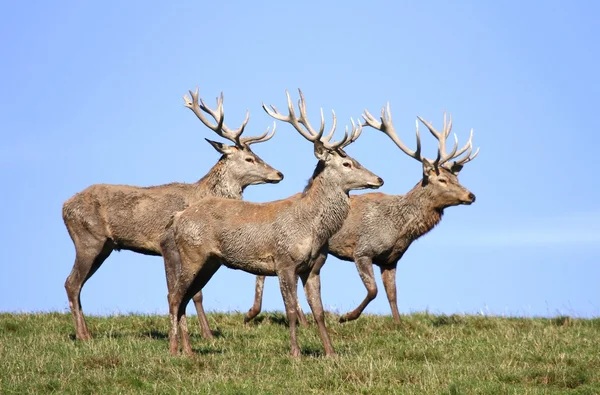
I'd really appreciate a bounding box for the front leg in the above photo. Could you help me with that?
[277,267,301,357]
[339,255,377,323]
[380,262,401,323]
[300,251,336,357]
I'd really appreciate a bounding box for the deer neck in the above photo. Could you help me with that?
[195,159,244,200]
[298,165,350,245]
[395,180,444,241]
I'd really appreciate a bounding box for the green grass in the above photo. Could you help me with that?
[1,312,599,394]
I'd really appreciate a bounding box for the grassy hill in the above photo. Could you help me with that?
[0,312,598,394]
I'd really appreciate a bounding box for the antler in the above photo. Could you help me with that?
[416,111,460,167]
[364,104,476,169]
[183,87,275,148]
[237,122,276,146]
[337,118,363,150]
[263,89,358,151]
[449,129,480,167]
[363,102,424,162]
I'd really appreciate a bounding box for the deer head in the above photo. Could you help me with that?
[363,104,478,208]
[184,87,284,185]
[263,89,383,193]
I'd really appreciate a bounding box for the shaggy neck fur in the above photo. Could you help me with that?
[393,179,444,242]
[195,157,244,200]
[299,161,350,246]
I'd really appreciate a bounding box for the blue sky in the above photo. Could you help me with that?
[1,1,599,319]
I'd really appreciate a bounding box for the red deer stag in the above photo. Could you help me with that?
[62,88,283,341]
[245,104,478,325]
[160,89,384,356]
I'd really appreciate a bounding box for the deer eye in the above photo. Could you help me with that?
[439,178,447,184]
[343,162,352,168]
[245,157,255,163]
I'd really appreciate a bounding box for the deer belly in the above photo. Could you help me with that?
[222,255,277,276]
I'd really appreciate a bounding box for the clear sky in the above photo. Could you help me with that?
[1,1,599,319]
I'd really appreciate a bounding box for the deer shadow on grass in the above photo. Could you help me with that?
[191,347,225,355]
[142,328,224,340]
[300,346,324,358]
[245,312,295,327]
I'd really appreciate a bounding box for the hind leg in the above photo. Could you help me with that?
[339,256,377,323]
[246,276,308,327]
[169,252,222,356]
[161,229,215,341]
[192,291,214,339]
[245,275,265,323]
[64,237,113,341]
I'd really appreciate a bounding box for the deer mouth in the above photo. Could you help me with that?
[366,177,384,189]
[265,172,284,184]
[460,192,476,205]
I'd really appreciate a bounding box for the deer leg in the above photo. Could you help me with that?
[191,291,214,339]
[300,253,336,357]
[169,283,206,355]
[380,263,401,323]
[162,227,189,354]
[167,244,220,355]
[339,256,377,323]
[64,238,113,341]
[246,275,308,327]
[296,292,309,327]
[180,257,222,355]
[245,275,265,323]
[168,288,186,355]
[277,267,301,357]
[296,253,325,327]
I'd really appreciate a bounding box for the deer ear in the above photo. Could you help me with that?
[449,161,464,175]
[422,159,437,178]
[313,141,331,161]
[205,138,236,155]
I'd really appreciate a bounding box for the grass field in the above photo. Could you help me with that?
[0,312,598,394]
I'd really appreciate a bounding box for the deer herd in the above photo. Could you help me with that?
[62,87,479,357]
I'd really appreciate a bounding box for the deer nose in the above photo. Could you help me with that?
[377,177,384,185]
[276,171,284,180]
[468,192,476,202]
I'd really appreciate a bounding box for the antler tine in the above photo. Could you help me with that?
[363,103,423,163]
[417,115,444,142]
[240,122,277,146]
[468,147,480,162]
[338,118,363,149]
[321,118,349,150]
[297,89,325,140]
[262,91,315,142]
[441,112,460,163]
[450,128,474,160]
[321,109,338,143]
[263,89,338,145]
[203,93,251,144]
[183,87,225,135]
[417,114,459,167]
[184,87,254,146]
[452,130,480,166]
